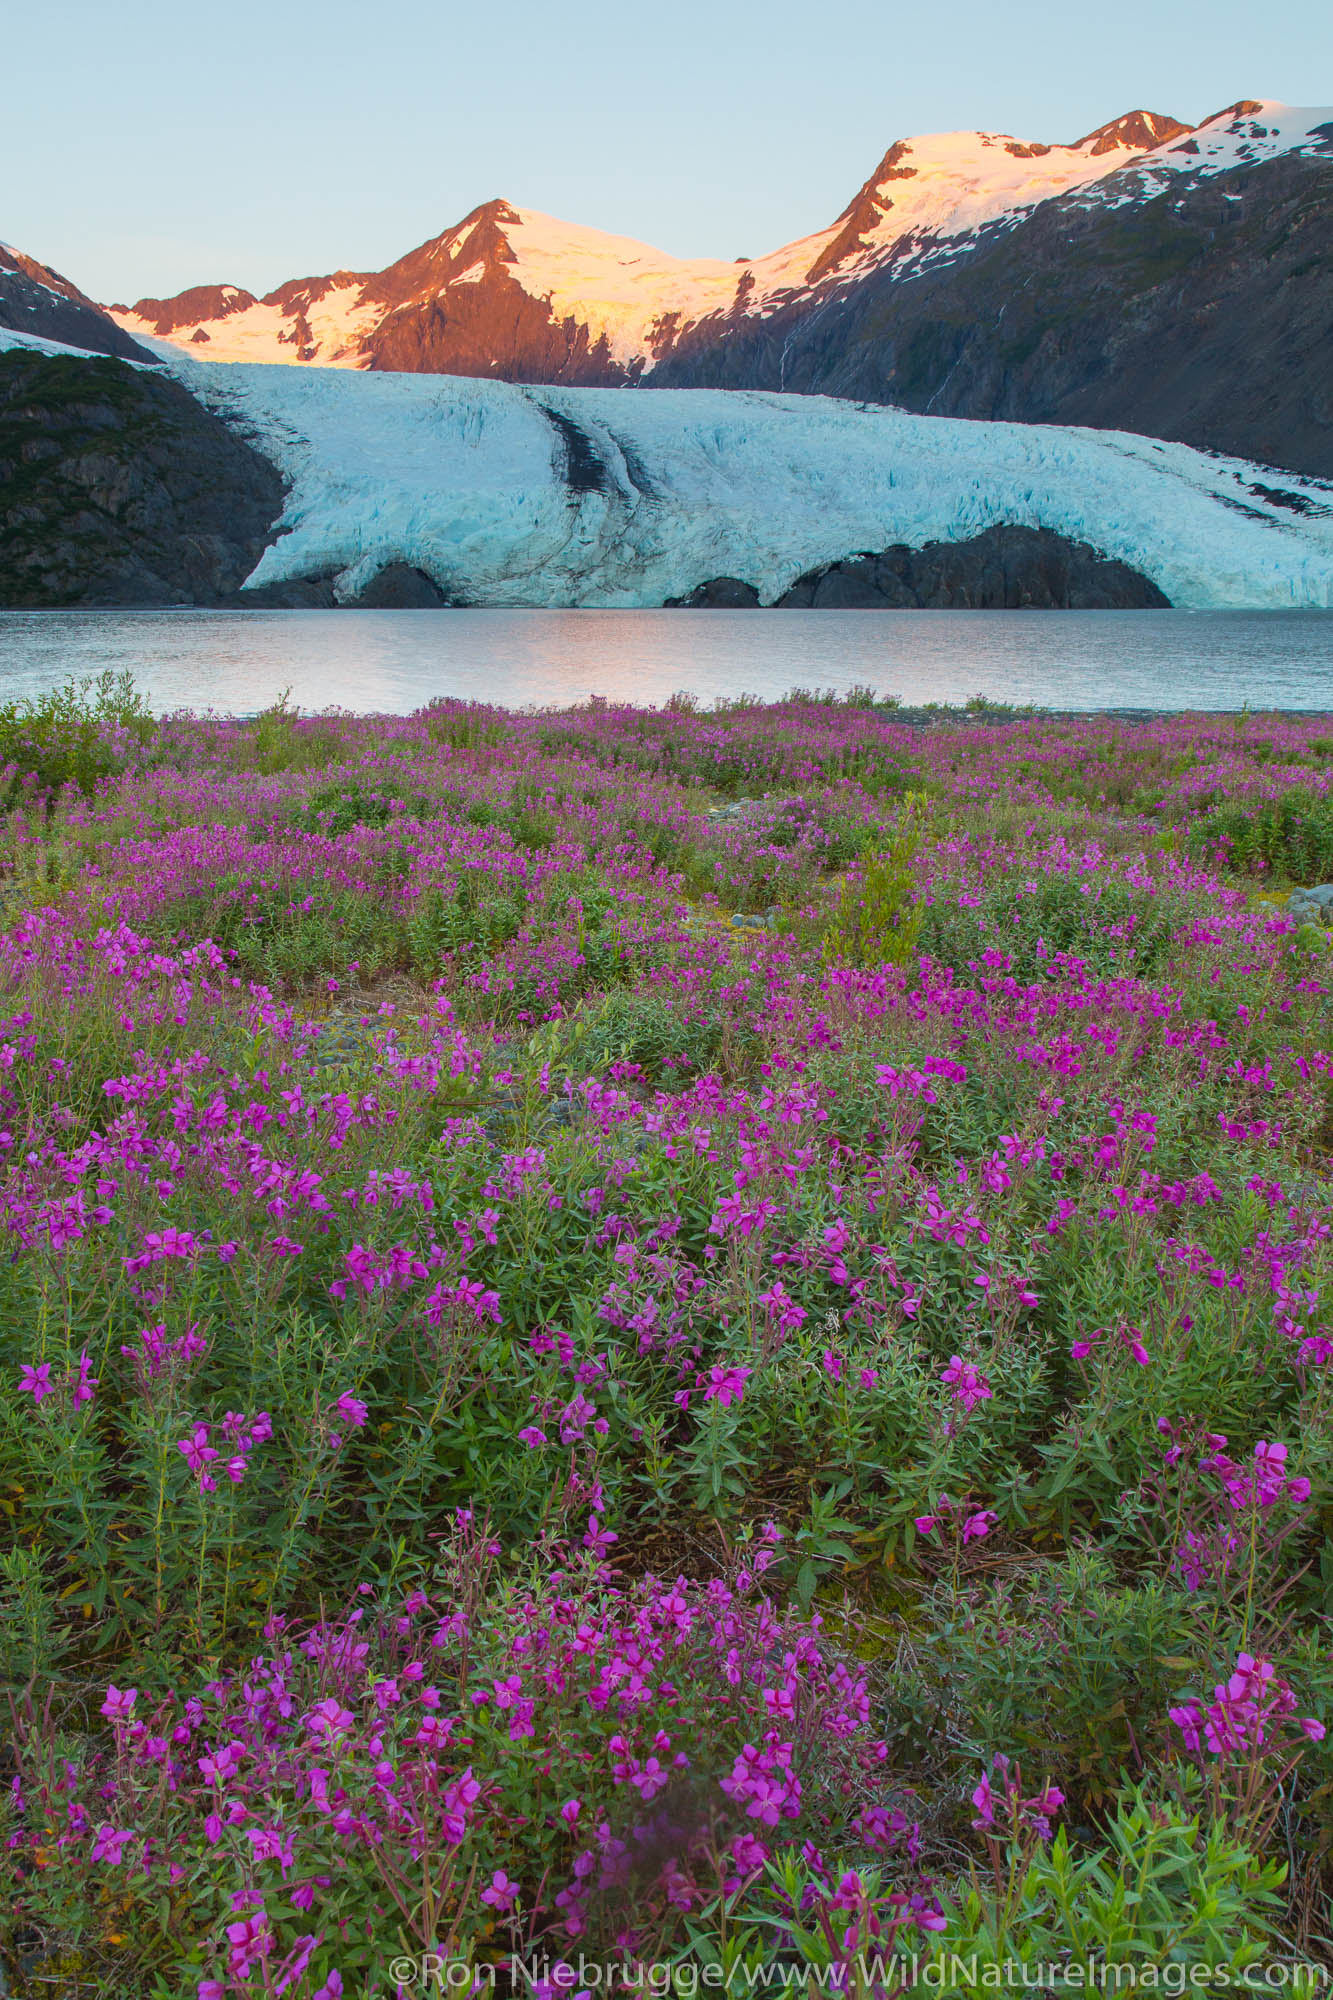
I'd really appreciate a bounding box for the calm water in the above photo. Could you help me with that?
[2,608,1333,714]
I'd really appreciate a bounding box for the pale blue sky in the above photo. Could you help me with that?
[7,0,1331,303]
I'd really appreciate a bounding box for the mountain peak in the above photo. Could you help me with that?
[1073,109,1192,154]
[1,237,154,361]
[100,98,1331,377]
[123,283,259,334]
[1200,98,1268,125]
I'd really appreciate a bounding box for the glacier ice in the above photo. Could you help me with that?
[165,356,1333,612]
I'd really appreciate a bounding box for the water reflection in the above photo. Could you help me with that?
[1,607,1331,714]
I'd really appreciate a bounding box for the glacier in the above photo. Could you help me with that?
[164,355,1333,611]
[5,322,1331,613]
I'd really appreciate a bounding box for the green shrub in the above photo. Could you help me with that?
[0,669,154,804]
[823,803,925,967]
[563,985,731,1080]
[930,1788,1284,1984]
[920,870,1181,979]
[1192,789,1333,881]
[296,777,410,835]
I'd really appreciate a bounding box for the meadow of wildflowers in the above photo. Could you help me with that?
[3,678,1333,1996]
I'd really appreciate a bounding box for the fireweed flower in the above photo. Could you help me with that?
[480,1868,519,1909]
[226,1910,274,1978]
[940,1355,992,1410]
[1203,1439,1311,1510]
[99,1685,137,1723]
[70,1351,99,1404]
[18,1361,53,1403]
[11,702,1333,1965]
[702,1365,752,1408]
[971,1756,1065,1841]
[915,1496,996,1543]
[1170,1651,1324,1758]
[177,1424,220,1491]
[1071,1324,1150,1366]
[90,1823,135,1865]
[757,1282,807,1332]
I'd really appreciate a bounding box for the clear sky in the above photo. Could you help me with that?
[6,0,1331,304]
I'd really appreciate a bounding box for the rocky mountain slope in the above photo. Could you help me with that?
[651,129,1333,480]
[103,100,1333,473]
[1,244,152,363]
[0,338,284,605]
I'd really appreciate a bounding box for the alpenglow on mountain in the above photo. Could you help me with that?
[109,108,1196,372]
[2,89,1333,613]
[95,98,1333,477]
[1,95,1329,478]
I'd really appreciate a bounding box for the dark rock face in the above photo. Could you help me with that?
[666,577,762,607]
[1,244,154,362]
[649,147,1333,480]
[116,282,261,335]
[779,527,1170,608]
[219,568,454,608]
[351,564,450,608]
[669,528,1170,610]
[0,351,285,606]
[353,202,633,384]
[362,270,631,386]
[221,576,339,609]
[1071,110,1191,153]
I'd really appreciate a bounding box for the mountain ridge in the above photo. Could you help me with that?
[80,96,1333,475]
[102,100,1324,380]
[1,89,1329,531]
[105,103,1219,372]
[0,242,152,363]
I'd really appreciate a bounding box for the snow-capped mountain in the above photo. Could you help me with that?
[106,101,1322,379]
[653,100,1333,480]
[104,108,1174,374]
[92,98,1333,478]
[4,90,1331,607]
[0,242,150,361]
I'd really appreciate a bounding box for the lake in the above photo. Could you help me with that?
[2,607,1333,714]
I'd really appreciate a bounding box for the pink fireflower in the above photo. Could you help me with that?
[702,1365,752,1408]
[940,1355,992,1412]
[18,1362,54,1404]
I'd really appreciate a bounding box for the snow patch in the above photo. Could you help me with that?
[0,324,159,367]
[112,283,379,367]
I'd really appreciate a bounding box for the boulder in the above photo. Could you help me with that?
[775,526,1170,609]
[665,577,761,607]
[1286,883,1333,921]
